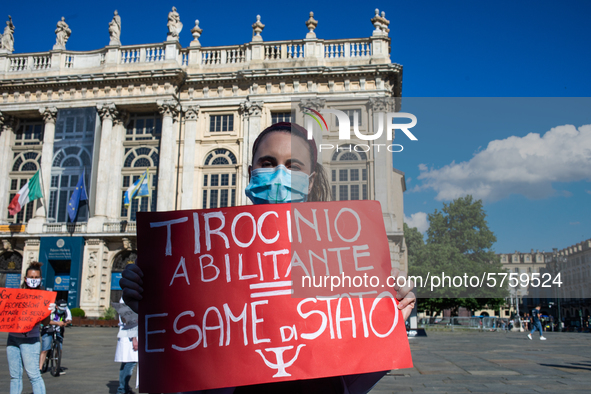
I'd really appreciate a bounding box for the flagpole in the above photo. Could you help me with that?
[37,160,49,222]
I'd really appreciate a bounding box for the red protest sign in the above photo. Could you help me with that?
[137,200,412,393]
[0,288,56,333]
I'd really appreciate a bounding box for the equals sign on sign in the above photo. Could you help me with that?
[250,281,292,298]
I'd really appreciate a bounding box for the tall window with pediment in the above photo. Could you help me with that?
[330,145,369,201]
[9,151,42,223]
[202,149,238,209]
[8,120,44,223]
[14,120,44,146]
[120,113,161,221]
[49,108,97,223]
[120,147,159,221]
[48,146,92,222]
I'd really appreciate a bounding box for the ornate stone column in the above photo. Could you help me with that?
[22,239,41,273]
[107,111,128,220]
[28,107,57,233]
[80,238,107,317]
[239,100,264,205]
[368,97,394,215]
[0,113,15,223]
[156,100,179,211]
[88,103,118,232]
[181,105,199,210]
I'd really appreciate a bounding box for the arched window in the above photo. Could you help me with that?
[204,149,237,165]
[8,152,41,223]
[48,146,92,223]
[330,144,368,201]
[121,147,159,221]
[202,149,238,209]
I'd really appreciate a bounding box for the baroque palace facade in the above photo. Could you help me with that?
[0,9,407,316]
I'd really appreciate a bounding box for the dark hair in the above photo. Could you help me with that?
[252,122,332,202]
[22,261,43,289]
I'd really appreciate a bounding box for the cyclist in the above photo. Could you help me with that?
[39,299,72,373]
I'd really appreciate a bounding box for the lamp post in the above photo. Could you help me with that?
[512,286,522,331]
[552,248,567,332]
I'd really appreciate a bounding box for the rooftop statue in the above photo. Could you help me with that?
[54,17,71,50]
[0,16,15,53]
[167,6,183,41]
[109,10,121,46]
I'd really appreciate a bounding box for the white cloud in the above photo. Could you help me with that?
[570,221,580,225]
[404,212,429,233]
[416,124,591,201]
[586,190,591,195]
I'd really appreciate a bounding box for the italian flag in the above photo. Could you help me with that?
[8,170,43,216]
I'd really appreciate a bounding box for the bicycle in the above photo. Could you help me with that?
[41,328,64,377]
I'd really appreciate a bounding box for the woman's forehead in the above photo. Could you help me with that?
[254,132,311,163]
[27,269,41,277]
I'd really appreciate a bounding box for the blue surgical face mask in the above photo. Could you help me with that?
[245,165,310,205]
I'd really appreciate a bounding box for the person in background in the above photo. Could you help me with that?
[6,261,48,394]
[115,298,138,394]
[39,299,71,373]
[528,305,546,340]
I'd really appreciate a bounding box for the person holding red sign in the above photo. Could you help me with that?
[121,122,415,393]
[6,262,48,394]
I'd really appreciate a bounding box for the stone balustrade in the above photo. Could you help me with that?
[103,221,137,233]
[0,36,385,77]
[42,222,87,234]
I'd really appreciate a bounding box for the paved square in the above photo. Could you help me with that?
[0,328,589,393]
[372,330,591,393]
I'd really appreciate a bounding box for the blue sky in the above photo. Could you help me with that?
[5,1,591,252]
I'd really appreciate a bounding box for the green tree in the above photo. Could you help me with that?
[427,195,496,259]
[405,195,508,316]
[403,222,424,259]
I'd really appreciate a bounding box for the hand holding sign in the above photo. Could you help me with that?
[120,264,143,313]
[390,267,416,321]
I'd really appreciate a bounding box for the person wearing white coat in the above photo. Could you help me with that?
[114,298,138,394]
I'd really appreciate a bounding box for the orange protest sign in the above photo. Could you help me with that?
[137,201,412,393]
[0,288,56,333]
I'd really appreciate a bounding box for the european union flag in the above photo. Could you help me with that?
[68,168,89,222]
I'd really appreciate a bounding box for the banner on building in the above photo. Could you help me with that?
[136,201,412,392]
[0,289,56,333]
